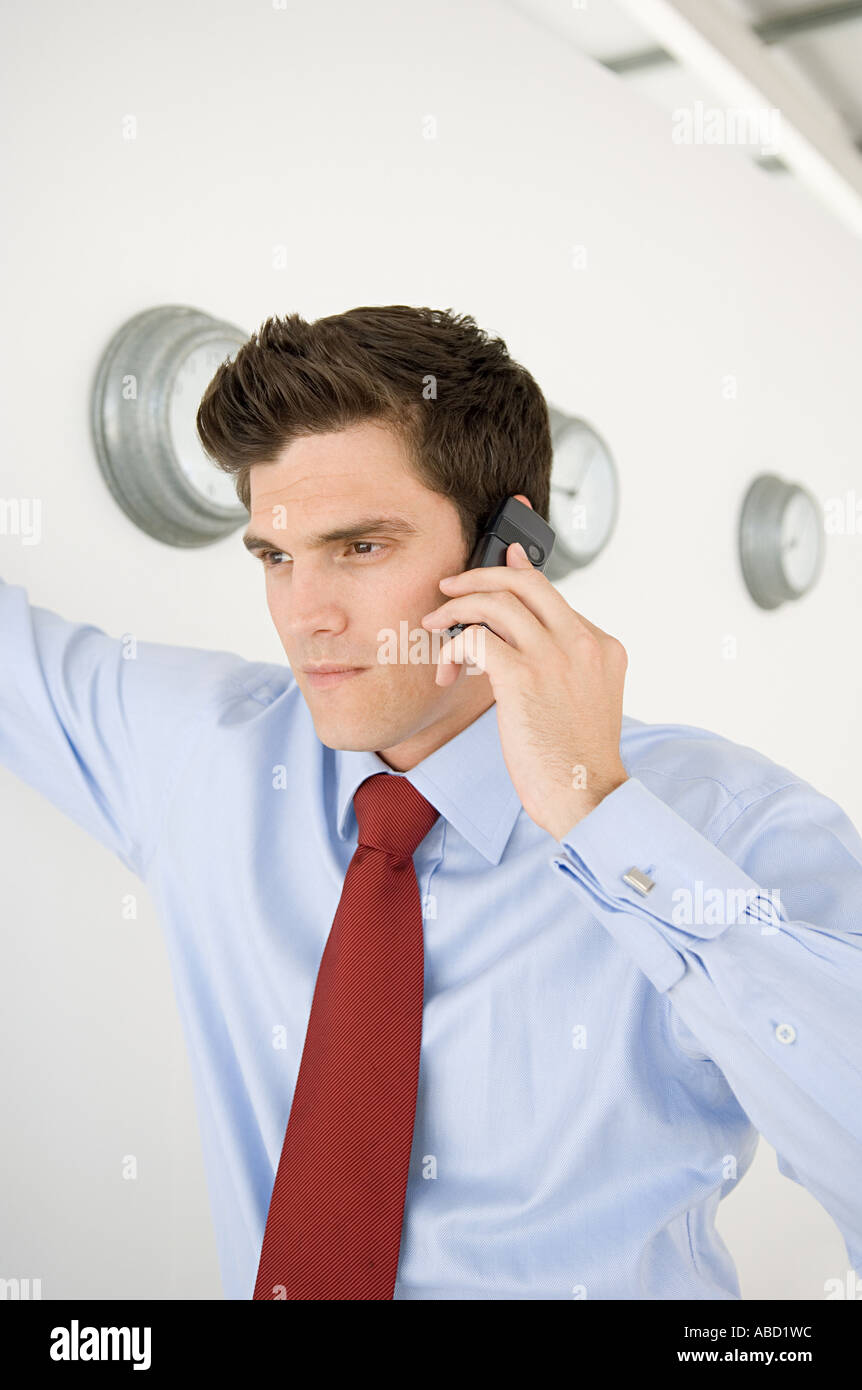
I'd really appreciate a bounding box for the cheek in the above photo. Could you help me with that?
[368,581,431,640]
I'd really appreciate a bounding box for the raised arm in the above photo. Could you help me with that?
[0,575,261,878]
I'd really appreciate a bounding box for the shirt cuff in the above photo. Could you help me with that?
[548,775,780,994]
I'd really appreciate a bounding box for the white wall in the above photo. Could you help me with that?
[1,0,860,1300]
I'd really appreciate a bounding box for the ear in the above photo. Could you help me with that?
[513,493,533,510]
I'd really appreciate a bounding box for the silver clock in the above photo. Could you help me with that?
[738,473,825,610]
[545,408,619,581]
[90,304,249,547]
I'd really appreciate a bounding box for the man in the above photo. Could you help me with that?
[2,305,861,1300]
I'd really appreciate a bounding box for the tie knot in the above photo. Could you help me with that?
[353,773,439,862]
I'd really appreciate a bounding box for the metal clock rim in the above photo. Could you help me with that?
[546,411,620,573]
[738,472,825,610]
[90,305,249,548]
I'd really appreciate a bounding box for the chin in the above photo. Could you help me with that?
[312,720,387,753]
[303,695,383,749]
[320,734,379,753]
[309,697,421,752]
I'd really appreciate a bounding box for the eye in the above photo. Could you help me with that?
[259,549,289,568]
[257,541,385,568]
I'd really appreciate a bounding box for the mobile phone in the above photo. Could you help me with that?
[443,495,556,640]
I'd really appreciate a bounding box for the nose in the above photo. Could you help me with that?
[268,567,349,642]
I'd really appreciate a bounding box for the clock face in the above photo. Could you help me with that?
[780,489,823,594]
[548,419,618,568]
[738,473,825,609]
[167,338,243,511]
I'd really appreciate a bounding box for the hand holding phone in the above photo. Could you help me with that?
[444,495,556,640]
[425,493,629,842]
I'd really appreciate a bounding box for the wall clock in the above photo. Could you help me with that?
[544,408,619,581]
[90,304,249,547]
[738,473,825,609]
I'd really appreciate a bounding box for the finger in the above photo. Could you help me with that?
[443,560,612,646]
[434,626,470,685]
[435,651,460,686]
[423,588,542,651]
[435,621,517,684]
[437,548,576,637]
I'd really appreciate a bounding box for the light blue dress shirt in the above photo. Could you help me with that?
[1,573,861,1300]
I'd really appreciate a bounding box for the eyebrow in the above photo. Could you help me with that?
[242,515,420,553]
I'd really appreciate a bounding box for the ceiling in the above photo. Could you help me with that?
[500,0,862,237]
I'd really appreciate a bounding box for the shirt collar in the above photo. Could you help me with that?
[334,701,523,865]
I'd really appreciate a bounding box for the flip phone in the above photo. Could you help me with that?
[443,495,556,640]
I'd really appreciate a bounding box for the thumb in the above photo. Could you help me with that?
[507,541,533,567]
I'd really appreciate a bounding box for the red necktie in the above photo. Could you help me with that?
[253,772,439,1300]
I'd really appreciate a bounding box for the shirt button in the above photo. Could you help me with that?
[774,1022,796,1044]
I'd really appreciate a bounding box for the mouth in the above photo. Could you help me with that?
[302,666,367,689]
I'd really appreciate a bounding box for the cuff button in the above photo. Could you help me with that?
[622,866,655,896]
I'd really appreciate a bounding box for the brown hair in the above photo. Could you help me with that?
[196,304,552,558]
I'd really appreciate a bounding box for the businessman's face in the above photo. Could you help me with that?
[244,421,500,769]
